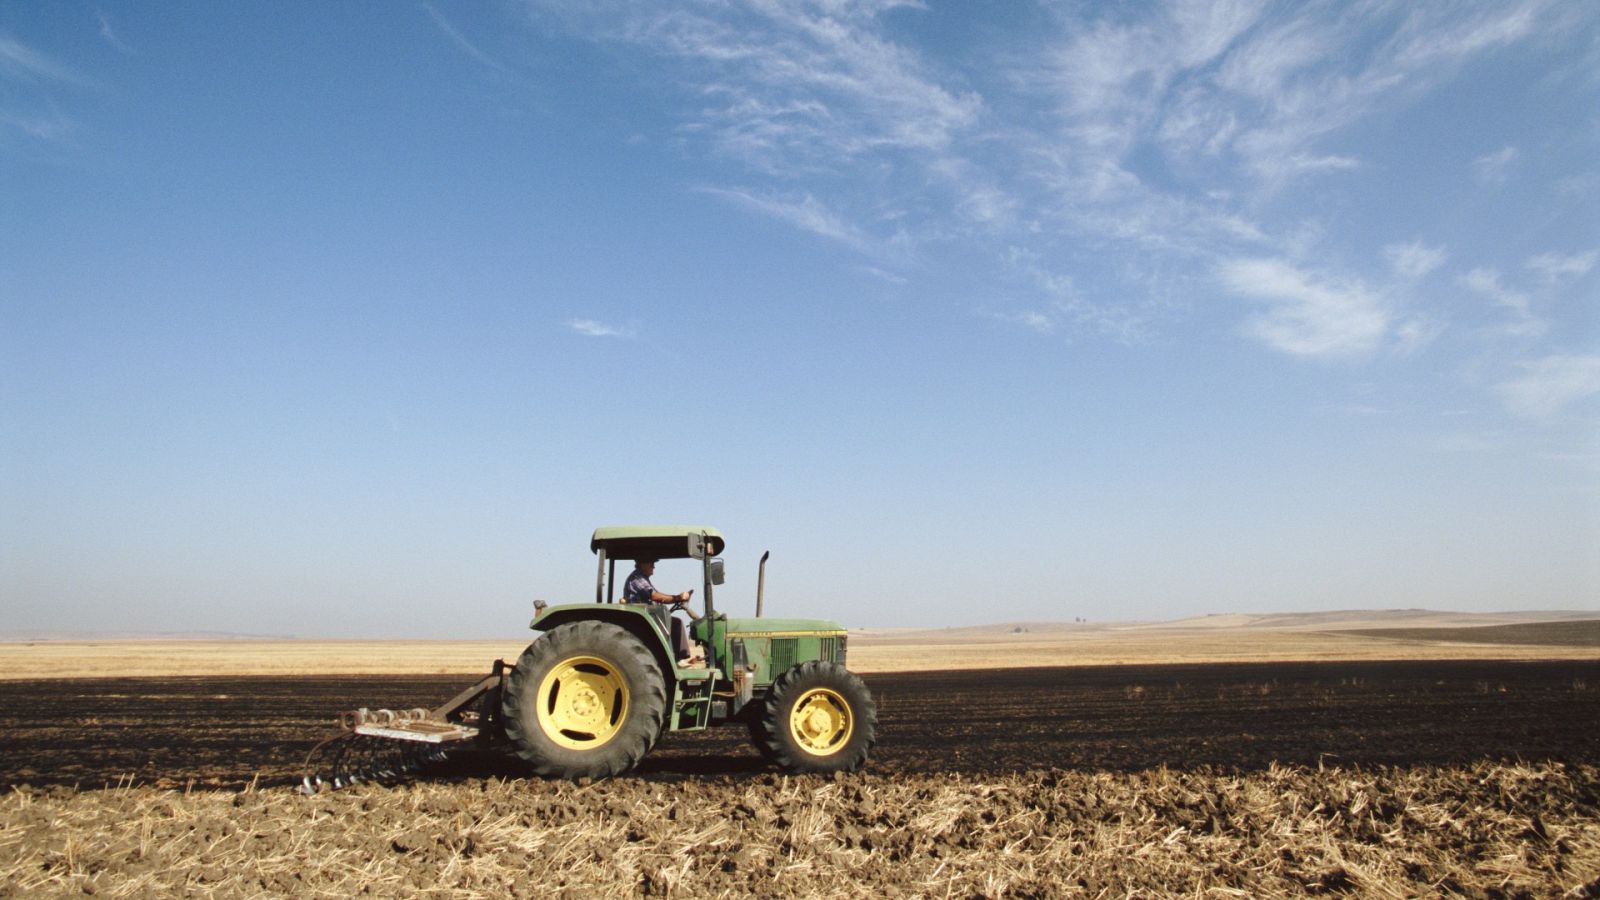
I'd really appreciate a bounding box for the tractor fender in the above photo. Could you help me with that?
[530,604,677,683]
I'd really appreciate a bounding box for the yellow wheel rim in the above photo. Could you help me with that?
[536,655,628,751]
[788,687,853,756]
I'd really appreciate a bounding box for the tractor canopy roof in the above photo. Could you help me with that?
[590,525,725,561]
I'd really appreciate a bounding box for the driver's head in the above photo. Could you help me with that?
[636,558,656,573]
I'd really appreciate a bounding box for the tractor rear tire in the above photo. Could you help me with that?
[503,621,666,779]
[750,661,875,774]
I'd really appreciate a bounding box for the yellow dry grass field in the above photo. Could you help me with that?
[1,620,1596,679]
[848,622,1600,672]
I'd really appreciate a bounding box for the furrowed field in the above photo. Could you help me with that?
[2,648,1599,897]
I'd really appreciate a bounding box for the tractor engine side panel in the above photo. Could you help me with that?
[724,619,848,687]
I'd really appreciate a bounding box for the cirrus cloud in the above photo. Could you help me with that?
[1385,241,1447,280]
[567,318,635,338]
[1525,249,1597,284]
[1219,258,1389,358]
[1496,355,1600,418]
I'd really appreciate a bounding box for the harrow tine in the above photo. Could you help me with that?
[300,684,497,796]
[300,731,453,795]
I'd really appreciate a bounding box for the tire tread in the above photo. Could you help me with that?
[502,620,666,779]
[752,660,876,773]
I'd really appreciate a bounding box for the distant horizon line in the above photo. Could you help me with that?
[4,607,1598,642]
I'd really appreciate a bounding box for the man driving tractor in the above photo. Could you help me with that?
[622,558,703,666]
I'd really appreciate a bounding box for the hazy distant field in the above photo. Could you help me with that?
[849,616,1600,673]
[2,611,1597,679]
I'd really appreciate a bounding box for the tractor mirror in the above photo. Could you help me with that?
[687,533,706,559]
[709,558,725,585]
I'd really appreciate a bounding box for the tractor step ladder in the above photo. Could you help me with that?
[671,667,719,731]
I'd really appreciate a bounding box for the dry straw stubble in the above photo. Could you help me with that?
[3,761,1597,897]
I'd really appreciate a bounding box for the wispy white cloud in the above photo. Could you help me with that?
[989,309,1055,335]
[1392,316,1444,357]
[699,187,873,252]
[523,0,1581,365]
[0,109,72,140]
[0,34,91,85]
[1219,258,1390,357]
[928,156,1019,230]
[1004,248,1159,342]
[1556,171,1600,198]
[1,34,88,144]
[597,2,980,169]
[567,319,635,338]
[1496,355,1600,417]
[856,265,907,285]
[424,3,513,75]
[1273,153,1360,176]
[1391,3,1542,69]
[1473,146,1519,185]
[1525,249,1598,284]
[96,11,133,54]
[1129,2,1547,186]
[1460,268,1544,337]
[998,0,1561,335]
[1385,240,1447,279]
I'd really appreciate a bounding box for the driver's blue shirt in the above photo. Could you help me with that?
[624,568,675,637]
[623,569,656,605]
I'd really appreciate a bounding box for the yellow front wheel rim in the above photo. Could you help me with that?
[788,687,852,756]
[536,655,628,750]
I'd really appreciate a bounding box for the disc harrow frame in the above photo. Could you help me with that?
[299,661,509,794]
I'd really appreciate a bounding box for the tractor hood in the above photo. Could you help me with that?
[725,617,846,637]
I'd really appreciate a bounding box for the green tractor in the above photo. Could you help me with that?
[302,525,876,788]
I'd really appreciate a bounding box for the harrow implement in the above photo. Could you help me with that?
[299,662,509,794]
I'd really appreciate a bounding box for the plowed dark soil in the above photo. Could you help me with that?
[1340,619,1600,646]
[2,659,1596,789]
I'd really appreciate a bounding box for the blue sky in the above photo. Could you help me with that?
[3,1,1597,638]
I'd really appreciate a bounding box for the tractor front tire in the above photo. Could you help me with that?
[751,661,876,774]
[503,621,666,779]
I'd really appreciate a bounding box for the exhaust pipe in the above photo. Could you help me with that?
[755,551,770,617]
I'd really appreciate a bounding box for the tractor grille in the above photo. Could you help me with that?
[821,637,845,664]
[770,638,797,673]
